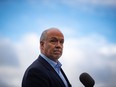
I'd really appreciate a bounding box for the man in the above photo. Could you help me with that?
[22,28,71,87]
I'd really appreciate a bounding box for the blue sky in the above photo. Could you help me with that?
[0,0,116,87]
[0,0,116,42]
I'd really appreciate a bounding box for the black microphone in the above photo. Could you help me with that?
[79,72,95,87]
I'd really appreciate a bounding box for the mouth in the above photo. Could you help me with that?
[54,50,62,54]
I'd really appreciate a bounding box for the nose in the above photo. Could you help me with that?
[55,41,62,48]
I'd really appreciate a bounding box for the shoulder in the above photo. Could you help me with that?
[25,55,51,74]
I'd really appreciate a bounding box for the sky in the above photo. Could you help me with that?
[0,0,116,87]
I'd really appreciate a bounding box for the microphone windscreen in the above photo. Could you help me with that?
[79,72,95,87]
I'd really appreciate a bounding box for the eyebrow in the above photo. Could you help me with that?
[50,37,64,40]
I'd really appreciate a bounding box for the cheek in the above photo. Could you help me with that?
[45,44,54,52]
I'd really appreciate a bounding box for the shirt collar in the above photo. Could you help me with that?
[40,53,62,69]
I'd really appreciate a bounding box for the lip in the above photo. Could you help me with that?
[54,50,61,54]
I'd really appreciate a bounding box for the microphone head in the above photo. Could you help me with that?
[79,72,95,87]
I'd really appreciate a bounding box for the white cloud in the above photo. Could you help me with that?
[32,0,116,6]
[62,0,116,6]
[60,34,116,87]
[0,67,21,87]
[0,32,116,87]
[15,33,40,69]
[32,0,115,15]
[100,45,116,56]
[0,38,19,66]
[0,33,40,87]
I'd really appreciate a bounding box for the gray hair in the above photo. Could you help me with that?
[40,27,61,42]
[40,29,48,42]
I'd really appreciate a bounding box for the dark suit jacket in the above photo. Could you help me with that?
[22,55,72,87]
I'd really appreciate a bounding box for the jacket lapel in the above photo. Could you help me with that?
[37,55,66,87]
[61,68,71,87]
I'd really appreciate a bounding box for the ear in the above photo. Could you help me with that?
[40,41,44,49]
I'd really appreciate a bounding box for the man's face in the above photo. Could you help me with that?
[41,30,64,62]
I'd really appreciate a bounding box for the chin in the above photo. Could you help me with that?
[55,56,61,59]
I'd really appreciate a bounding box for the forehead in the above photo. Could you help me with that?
[47,29,64,39]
